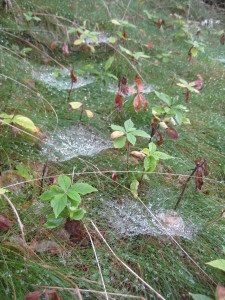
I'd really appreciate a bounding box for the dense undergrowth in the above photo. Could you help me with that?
[0,0,225,299]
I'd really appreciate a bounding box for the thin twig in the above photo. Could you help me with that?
[84,224,109,300]
[203,209,225,228]
[2,194,27,272]
[90,220,165,300]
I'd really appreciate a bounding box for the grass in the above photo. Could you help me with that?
[0,0,225,299]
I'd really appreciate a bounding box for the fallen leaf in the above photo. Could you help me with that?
[165,127,179,140]
[62,43,69,55]
[85,109,94,118]
[0,215,13,232]
[50,41,57,52]
[24,291,43,300]
[112,173,117,181]
[115,92,123,113]
[220,33,225,45]
[30,240,61,255]
[45,290,61,300]
[65,219,83,243]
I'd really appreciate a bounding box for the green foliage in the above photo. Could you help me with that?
[23,12,41,22]
[40,175,97,227]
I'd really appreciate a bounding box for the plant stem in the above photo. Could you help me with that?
[174,159,206,210]
[203,209,225,228]
[127,142,130,171]
[79,98,85,125]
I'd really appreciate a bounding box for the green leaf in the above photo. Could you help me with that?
[43,214,65,229]
[70,208,86,220]
[175,111,183,125]
[130,179,139,199]
[154,151,173,160]
[12,115,39,133]
[155,91,171,106]
[191,47,198,56]
[133,52,150,60]
[58,175,71,192]
[51,194,67,218]
[206,259,225,272]
[149,142,157,153]
[119,45,133,56]
[108,36,116,43]
[111,124,125,133]
[152,106,165,116]
[113,136,126,148]
[144,156,157,172]
[105,56,114,71]
[189,293,212,300]
[16,165,31,180]
[0,188,9,195]
[40,190,55,201]
[124,119,134,132]
[72,183,98,195]
[132,130,150,138]
[50,185,64,194]
[127,133,136,145]
[67,188,82,204]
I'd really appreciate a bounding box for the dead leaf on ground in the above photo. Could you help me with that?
[115,92,123,113]
[30,240,61,255]
[0,215,13,232]
[65,219,83,243]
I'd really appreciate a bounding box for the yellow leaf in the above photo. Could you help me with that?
[12,115,40,134]
[0,188,9,195]
[74,39,83,45]
[111,19,121,25]
[68,102,82,110]
[111,131,124,139]
[85,110,94,118]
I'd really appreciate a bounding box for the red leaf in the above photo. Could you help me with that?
[134,74,144,92]
[150,118,158,140]
[185,89,191,103]
[195,164,203,191]
[44,290,61,300]
[123,30,127,39]
[133,94,141,113]
[127,87,137,94]
[50,41,56,52]
[0,215,13,232]
[70,67,77,83]
[188,46,193,62]
[220,33,225,45]
[165,127,179,140]
[24,291,43,300]
[193,74,203,90]
[118,76,128,95]
[157,18,165,28]
[144,42,154,48]
[156,130,164,146]
[112,173,117,181]
[62,43,69,55]
[139,94,148,111]
[202,159,209,176]
[115,92,123,113]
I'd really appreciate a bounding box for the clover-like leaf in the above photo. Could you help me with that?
[132,130,150,138]
[70,208,86,220]
[51,194,67,218]
[155,91,171,106]
[124,119,134,132]
[149,142,157,153]
[72,183,97,195]
[111,124,125,133]
[43,214,65,229]
[113,136,126,148]
[144,156,157,172]
[127,133,136,145]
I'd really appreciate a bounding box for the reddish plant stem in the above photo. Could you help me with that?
[127,142,130,171]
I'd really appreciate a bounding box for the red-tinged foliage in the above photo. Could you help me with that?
[112,173,117,181]
[185,89,191,103]
[220,33,225,45]
[127,87,137,94]
[195,159,204,191]
[45,290,61,300]
[118,76,128,95]
[62,43,69,55]
[24,291,43,300]
[115,92,123,113]
[144,42,154,48]
[70,67,77,83]
[202,159,209,176]
[150,118,158,140]
[165,127,179,140]
[188,46,193,62]
[156,130,164,146]
[193,74,203,90]
[131,151,146,160]
[50,41,56,52]
[134,74,144,92]
[133,94,141,113]
[123,30,127,39]
[157,18,165,28]
[0,215,13,232]
[65,219,83,243]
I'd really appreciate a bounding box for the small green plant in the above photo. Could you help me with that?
[40,175,97,228]
[176,78,201,103]
[190,246,225,300]
[68,97,94,124]
[23,12,41,23]
[130,142,173,197]
[111,119,150,170]
[186,40,205,62]
[150,91,190,144]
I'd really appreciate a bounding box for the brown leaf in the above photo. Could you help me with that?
[139,94,148,111]
[50,41,56,52]
[165,127,179,140]
[115,92,123,113]
[150,118,159,140]
[112,173,117,181]
[24,291,43,300]
[131,151,146,160]
[44,290,61,300]
[193,74,203,90]
[118,76,128,95]
[111,131,124,139]
[65,219,83,243]
[0,215,13,232]
[220,33,225,45]
[62,43,69,55]
[70,67,77,83]
[134,74,144,92]
[188,46,193,62]
[127,87,137,94]
[30,240,60,255]
[156,130,164,146]
[157,18,165,28]
[202,159,209,176]
[195,161,203,191]
[185,89,191,103]
[133,94,141,113]
[123,30,127,39]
